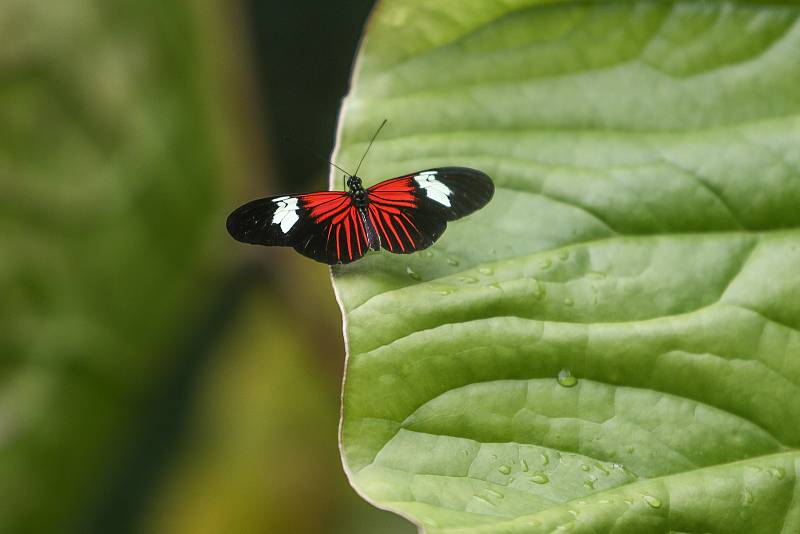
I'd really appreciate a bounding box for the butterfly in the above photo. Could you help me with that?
[226,122,494,265]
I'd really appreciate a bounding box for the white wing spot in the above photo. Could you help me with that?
[414,171,452,207]
[272,196,299,233]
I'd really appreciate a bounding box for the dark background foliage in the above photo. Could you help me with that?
[1,0,413,532]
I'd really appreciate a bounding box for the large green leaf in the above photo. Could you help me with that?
[332,1,800,532]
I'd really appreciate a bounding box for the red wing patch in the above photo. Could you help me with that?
[367,177,417,209]
[298,192,368,263]
[367,178,415,252]
[366,176,446,253]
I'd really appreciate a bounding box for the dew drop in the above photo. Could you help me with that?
[564,297,574,306]
[643,495,662,508]
[623,498,634,505]
[583,479,595,490]
[459,276,478,284]
[541,453,549,466]
[531,472,549,484]
[742,488,754,505]
[625,445,635,454]
[580,464,590,472]
[435,288,453,296]
[473,495,494,506]
[422,250,434,258]
[446,256,460,267]
[557,369,578,388]
[406,266,421,280]
[595,464,610,475]
[478,266,494,275]
[532,282,546,300]
[490,454,498,460]
[521,459,529,472]
[769,467,786,480]
[489,282,502,290]
[498,465,511,475]
[487,489,504,499]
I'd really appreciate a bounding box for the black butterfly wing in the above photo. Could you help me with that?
[226,191,370,264]
[366,167,494,254]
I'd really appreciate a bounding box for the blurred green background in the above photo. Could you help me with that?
[1,1,414,532]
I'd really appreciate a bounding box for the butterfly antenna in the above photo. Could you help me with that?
[353,119,387,177]
[283,136,352,177]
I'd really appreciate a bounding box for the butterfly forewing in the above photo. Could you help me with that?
[226,191,369,264]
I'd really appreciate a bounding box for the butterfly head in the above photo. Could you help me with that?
[346,175,363,190]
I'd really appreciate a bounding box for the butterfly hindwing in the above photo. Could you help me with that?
[294,192,370,264]
[226,191,370,264]
[366,167,494,254]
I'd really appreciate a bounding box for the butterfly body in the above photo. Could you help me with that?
[344,175,380,251]
[227,167,493,265]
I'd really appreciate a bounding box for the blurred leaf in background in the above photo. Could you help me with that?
[1,0,232,530]
[1,0,412,532]
[333,0,800,532]
[141,281,413,534]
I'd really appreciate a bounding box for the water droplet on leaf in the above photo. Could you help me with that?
[479,266,494,275]
[557,369,578,387]
[498,465,511,475]
[446,256,460,266]
[533,282,546,299]
[473,495,494,506]
[643,495,662,508]
[769,467,786,479]
[406,266,420,280]
[530,473,549,484]
[521,459,529,472]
